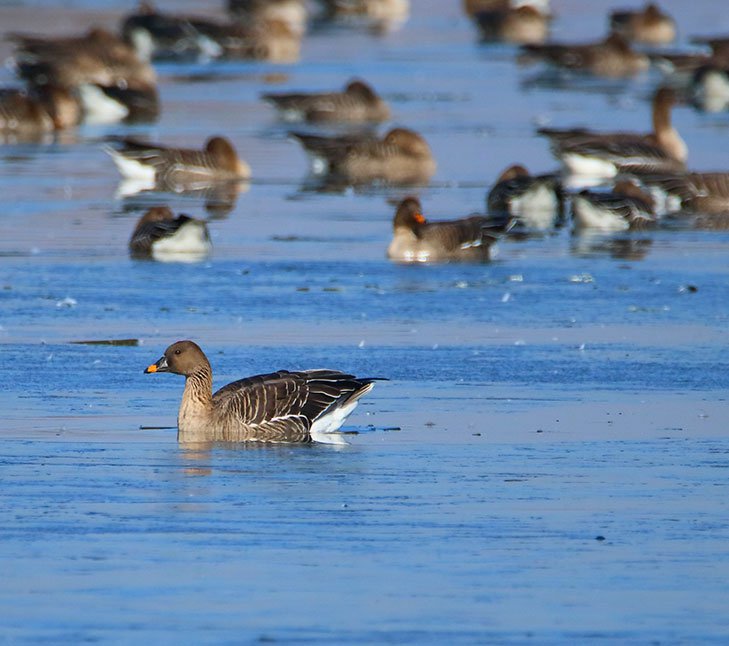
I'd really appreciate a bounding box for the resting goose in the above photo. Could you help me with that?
[520,32,650,78]
[129,206,211,261]
[473,5,549,45]
[571,181,656,232]
[10,27,156,91]
[0,86,80,137]
[145,340,378,444]
[290,127,435,184]
[227,0,308,38]
[609,3,676,45]
[387,196,507,263]
[538,87,687,178]
[487,164,564,231]
[262,79,390,123]
[106,135,251,185]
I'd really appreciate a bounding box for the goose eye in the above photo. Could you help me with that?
[174,349,181,355]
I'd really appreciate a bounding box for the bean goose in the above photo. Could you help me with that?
[144,340,378,444]
[290,127,435,184]
[106,135,251,185]
[129,207,211,261]
[387,196,508,263]
[487,164,564,230]
[10,27,156,91]
[520,32,650,78]
[538,87,687,177]
[227,0,308,38]
[609,3,676,45]
[0,86,80,136]
[571,181,656,232]
[262,79,390,123]
[473,5,549,45]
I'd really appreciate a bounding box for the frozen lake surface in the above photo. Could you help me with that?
[1,0,729,642]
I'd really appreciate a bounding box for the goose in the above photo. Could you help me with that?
[106,135,251,185]
[129,207,211,261]
[473,5,549,45]
[10,27,156,91]
[538,87,687,178]
[290,127,435,184]
[520,32,650,78]
[262,79,390,123]
[227,0,308,38]
[571,180,656,232]
[487,164,564,230]
[609,3,676,45]
[317,0,410,22]
[0,85,80,136]
[144,340,378,444]
[387,196,508,263]
[77,83,159,123]
[122,3,301,63]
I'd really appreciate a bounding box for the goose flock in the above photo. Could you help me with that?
[2,0,729,443]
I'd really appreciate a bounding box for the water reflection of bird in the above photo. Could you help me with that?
[145,340,379,444]
[387,196,510,263]
[290,128,435,185]
[129,206,211,261]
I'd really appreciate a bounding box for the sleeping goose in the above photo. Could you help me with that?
[538,87,687,178]
[262,79,390,123]
[144,340,378,444]
[106,135,251,185]
[290,127,435,184]
[473,4,549,45]
[0,85,80,137]
[571,180,657,232]
[387,196,508,263]
[129,206,211,261]
[609,2,676,45]
[10,27,156,91]
[520,32,650,78]
[487,164,564,231]
[227,0,308,38]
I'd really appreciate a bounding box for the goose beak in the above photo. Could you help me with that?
[144,355,168,374]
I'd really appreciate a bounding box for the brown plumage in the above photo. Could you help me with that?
[106,135,251,185]
[144,340,378,443]
[291,127,435,184]
[129,206,211,259]
[521,32,650,78]
[571,181,657,232]
[387,196,507,263]
[538,87,687,176]
[610,2,676,45]
[263,79,390,123]
[473,5,549,45]
[10,27,156,91]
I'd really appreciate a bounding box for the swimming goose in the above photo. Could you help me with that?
[10,27,156,91]
[129,207,211,261]
[262,79,390,123]
[487,164,564,230]
[521,32,650,78]
[228,0,308,38]
[145,340,378,444]
[290,127,435,184]
[538,87,687,177]
[106,136,251,185]
[473,5,549,45]
[0,85,81,136]
[387,196,507,263]
[609,3,676,45]
[571,181,656,232]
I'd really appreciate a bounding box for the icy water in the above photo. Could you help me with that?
[2,0,729,642]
